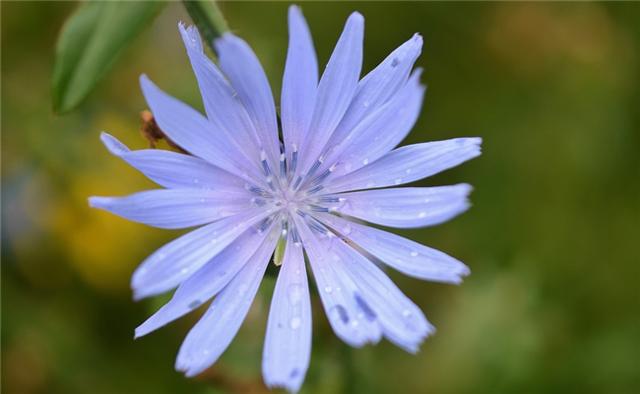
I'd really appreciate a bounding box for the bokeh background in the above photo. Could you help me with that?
[2,2,640,393]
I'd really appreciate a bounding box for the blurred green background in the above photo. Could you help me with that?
[2,2,639,393]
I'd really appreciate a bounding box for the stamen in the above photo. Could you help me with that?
[306,185,324,195]
[289,144,298,175]
[290,225,301,246]
[260,150,271,176]
[246,184,272,198]
[318,196,340,203]
[306,155,324,180]
[308,205,330,213]
[279,153,287,178]
[257,215,275,233]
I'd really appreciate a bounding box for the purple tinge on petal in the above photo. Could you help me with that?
[175,226,280,377]
[281,5,318,166]
[316,213,470,284]
[135,223,277,338]
[99,132,246,191]
[88,189,251,229]
[294,216,382,347]
[177,24,264,173]
[131,209,271,300]
[325,137,482,193]
[262,232,312,393]
[295,12,364,178]
[325,184,472,228]
[214,33,281,170]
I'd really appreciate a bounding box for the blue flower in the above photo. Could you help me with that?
[89,5,481,392]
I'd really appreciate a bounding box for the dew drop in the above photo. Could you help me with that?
[402,309,412,318]
[410,251,418,257]
[188,300,201,309]
[418,212,427,218]
[289,317,302,330]
[324,286,333,294]
[288,284,303,304]
[180,268,189,274]
[391,57,400,67]
[394,178,402,185]
[362,158,369,165]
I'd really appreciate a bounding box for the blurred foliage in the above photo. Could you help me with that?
[52,1,164,113]
[2,2,640,394]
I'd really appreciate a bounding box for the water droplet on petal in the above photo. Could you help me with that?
[288,284,303,305]
[362,158,369,165]
[290,317,302,330]
[418,212,427,218]
[324,286,333,294]
[410,251,418,257]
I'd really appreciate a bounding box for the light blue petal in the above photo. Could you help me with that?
[263,233,312,393]
[326,184,472,228]
[131,209,271,300]
[294,216,382,347]
[175,226,280,377]
[89,189,251,229]
[330,70,425,178]
[322,34,423,165]
[139,75,263,185]
[322,231,435,352]
[214,33,281,170]
[316,213,469,284]
[135,224,275,338]
[325,137,482,193]
[178,24,264,175]
[296,12,364,178]
[99,132,246,190]
[281,6,318,168]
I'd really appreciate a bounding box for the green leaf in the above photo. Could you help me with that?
[52,1,164,113]
[182,0,228,53]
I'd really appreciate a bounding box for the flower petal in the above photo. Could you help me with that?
[296,12,364,177]
[139,74,259,181]
[262,233,312,393]
[175,226,280,377]
[325,184,472,228]
[294,217,382,347]
[325,138,482,193]
[178,24,264,174]
[322,34,423,165]
[99,132,246,190]
[89,189,251,229]
[330,70,425,178]
[316,213,469,284]
[214,33,281,169]
[322,232,435,352]
[281,6,318,166]
[131,209,271,300]
[135,224,276,338]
